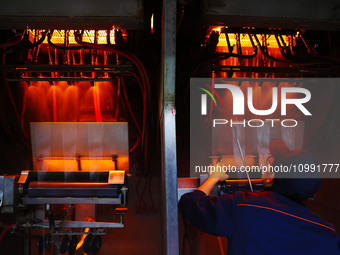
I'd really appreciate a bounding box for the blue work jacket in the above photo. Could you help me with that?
[179,190,340,255]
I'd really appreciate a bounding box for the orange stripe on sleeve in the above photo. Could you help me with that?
[237,203,335,232]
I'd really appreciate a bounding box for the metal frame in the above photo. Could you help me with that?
[0,64,134,72]
[161,0,179,254]
[7,77,112,82]
[209,65,334,75]
[33,220,124,228]
[22,197,122,205]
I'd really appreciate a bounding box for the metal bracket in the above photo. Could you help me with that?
[18,171,29,184]
[108,170,125,185]
[112,155,118,170]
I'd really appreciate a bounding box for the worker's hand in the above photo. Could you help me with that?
[208,163,229,182]
[197,164,229,195]
[261,169,275,187]
[197,163,229,195]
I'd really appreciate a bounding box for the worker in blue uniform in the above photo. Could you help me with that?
[179,139,340,255]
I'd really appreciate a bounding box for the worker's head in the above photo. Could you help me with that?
[262,139,322,202]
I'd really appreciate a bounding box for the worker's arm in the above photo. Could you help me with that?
[179,171,233,237]
[197,170,229,195]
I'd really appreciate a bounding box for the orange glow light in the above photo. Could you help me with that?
[151,14,154,34]
[209,26,292,49]
[30,29,121,45]
[76,227,89,251]
[33,157,129,171]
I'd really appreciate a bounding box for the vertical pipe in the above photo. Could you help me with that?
[161,0,179,254]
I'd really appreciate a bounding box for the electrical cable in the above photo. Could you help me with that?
[120,76,142,135]
[74,31,150,102]
[31,31,46,48]
[138,176,149,211]
[125,73,147,150]
[1,54,28,138]
[253,33,340,66]
[0,224,15,243]
[129,135,141,153]
[74,31,150,171]
[192,32,258,76]
[252,34,292,64]
[147,174,156,212]
[136,176,148,211]
[0,33,24,49]
[118,92,141,152]
[106,29,111,45]
[20,82,28,132]
[213,48,258,59]
[122,72,147,140]
[177,5,185,31]
[1,31,46,54]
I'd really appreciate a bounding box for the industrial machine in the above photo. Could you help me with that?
[0,0,154,252]
[1,1,340,255]
[0,122,130,254]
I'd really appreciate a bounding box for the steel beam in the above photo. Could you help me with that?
[7,78,112,82]
[37,220,124,228]
[161,0,179,254]
[22,197,122,205]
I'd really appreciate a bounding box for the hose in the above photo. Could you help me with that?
[1,31,46,54]
[0,224,15,243]
[0,33,24,49]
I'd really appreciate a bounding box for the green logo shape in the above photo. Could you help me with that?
[199,87,217,106]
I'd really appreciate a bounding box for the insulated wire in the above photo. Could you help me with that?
[1,54,28,138]
[0,224,15,243]
[118,92,141,152]
[21,83,28,131]
[74,32,150,168]
[120,76,142,135]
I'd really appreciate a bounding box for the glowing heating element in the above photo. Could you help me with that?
[210,26,294,49]
[34,158,128,172]
[30,122,129,171]
[29,29,127,45]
